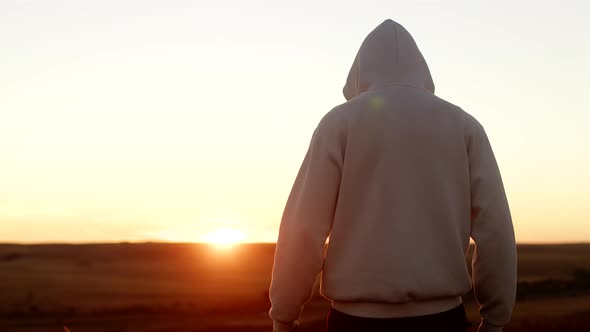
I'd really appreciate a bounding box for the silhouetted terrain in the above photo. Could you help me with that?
[0,243,589,331]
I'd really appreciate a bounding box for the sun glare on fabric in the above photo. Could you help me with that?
[201,228,246,249]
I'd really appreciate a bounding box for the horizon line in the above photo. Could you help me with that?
[1,241,589,246]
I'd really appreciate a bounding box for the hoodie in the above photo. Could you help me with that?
[269,19,517,332]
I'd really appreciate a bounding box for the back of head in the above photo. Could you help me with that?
[343,19,435,101]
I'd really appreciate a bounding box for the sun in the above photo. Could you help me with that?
[201,227,246,248]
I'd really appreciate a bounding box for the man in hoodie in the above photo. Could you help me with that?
[269,19,517,332]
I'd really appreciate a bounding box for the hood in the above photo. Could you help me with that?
[343,19,435,100]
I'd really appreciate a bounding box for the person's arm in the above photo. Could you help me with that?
[468,122,517,332]
[269,113,344,332]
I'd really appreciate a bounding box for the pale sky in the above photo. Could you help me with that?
[1,1,589,243]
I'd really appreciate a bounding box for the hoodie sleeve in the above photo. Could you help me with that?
[269,112,344,332]
[467,121,517,332]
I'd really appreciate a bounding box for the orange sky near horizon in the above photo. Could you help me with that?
[1,1,589,244]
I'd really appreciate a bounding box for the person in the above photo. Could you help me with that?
[269,19,517,332]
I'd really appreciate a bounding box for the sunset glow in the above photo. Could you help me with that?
[0,2,589,244]
[200,228,246,248]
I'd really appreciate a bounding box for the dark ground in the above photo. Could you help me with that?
[1,243,589,332]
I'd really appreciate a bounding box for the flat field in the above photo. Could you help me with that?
[1,243,589,332]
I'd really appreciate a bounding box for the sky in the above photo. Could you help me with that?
[1,1,589,244]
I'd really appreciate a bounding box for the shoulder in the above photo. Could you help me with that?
[460,109,485,133]
[456,108,492,154]
[308,104,353,149]
[429,94,486,138]
[428,95,488,148]
[431,94,479,125]
[315,103,350,136]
